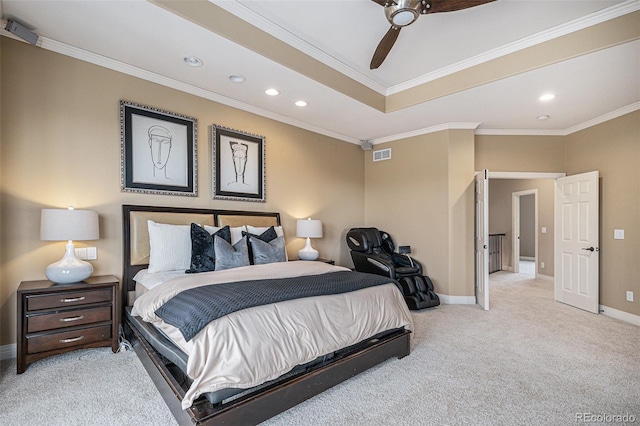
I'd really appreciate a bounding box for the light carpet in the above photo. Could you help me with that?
[0,347,176,425]
[1,270,638,425]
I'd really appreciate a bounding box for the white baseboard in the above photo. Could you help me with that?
[1,343,16,361]
[437,294,476,305]
[599,305,640,327]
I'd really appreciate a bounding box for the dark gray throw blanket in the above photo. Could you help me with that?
[155,271,395,341]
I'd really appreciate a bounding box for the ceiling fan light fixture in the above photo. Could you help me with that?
[385,0,421,27]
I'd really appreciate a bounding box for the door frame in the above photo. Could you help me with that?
[512,189,538,277]
[475,169,489,310]
[476,172,565,308]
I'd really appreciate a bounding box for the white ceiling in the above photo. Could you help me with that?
[1,0,639,144]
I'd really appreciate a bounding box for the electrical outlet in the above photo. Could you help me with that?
[626,291,634,302]
[540,261,545,269]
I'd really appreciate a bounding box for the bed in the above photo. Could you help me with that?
[121,204,413,425]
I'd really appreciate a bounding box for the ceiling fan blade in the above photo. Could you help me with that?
[424,0,496,14]
[370,26,401,69]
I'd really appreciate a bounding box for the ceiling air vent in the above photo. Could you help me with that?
[373,148,391,162]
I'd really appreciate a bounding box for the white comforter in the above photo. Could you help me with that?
[132,261,413,409]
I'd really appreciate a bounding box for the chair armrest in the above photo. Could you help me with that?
[350,252,396,279]
[393,254,424,275]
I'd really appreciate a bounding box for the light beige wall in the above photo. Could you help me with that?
[475,135,565,172]
[447,130,476,297]
[0,38,365,346]
[364,129,476,297]
[364,133,449,294]
[488,179,555,276]
[565,111,640,315]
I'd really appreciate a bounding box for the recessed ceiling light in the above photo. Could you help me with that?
[295,100,308,107]
[539,93,556,101]
[228,75,245,83]
[183,56,203,67]
[537,115,550,121]
[265,88,280,96]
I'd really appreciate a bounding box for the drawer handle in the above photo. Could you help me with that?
[59,315,84,323]
[60,296,85,303]
[59,336,84,344]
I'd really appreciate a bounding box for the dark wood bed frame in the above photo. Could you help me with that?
[121,204,411,425]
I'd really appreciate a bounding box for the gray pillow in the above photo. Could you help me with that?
[214,236,250,271]
[249,235,286,265]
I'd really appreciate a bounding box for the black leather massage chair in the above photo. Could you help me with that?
[346,227,440,310]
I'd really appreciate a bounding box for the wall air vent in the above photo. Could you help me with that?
[373,148,391,162]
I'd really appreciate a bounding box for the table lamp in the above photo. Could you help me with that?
[296,218,323,261]
[40,207,99,284]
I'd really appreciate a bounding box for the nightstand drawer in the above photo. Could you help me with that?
[26,324,112,354]
[27,288,112,311]
[27,306,112,333]
[17,276,119,374]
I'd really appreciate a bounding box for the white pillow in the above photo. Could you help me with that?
[147,220,192,273]
[205,225,246,245]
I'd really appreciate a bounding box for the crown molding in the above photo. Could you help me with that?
[220,1,640,97]
[37,36,360,145]
[388,0,640,95]
[564,101,640,135]
[477,101,640,136]
[216,1,388,95]
[474,129,568,136]
[8,32,637,145]
[371,122,481,144]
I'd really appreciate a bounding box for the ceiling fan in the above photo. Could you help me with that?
[370,0,496,69]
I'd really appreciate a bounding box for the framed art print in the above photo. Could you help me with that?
[211,124,265,202]
[120,100,197,196]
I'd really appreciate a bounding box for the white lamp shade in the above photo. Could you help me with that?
[296,219,323,239]
[40,208,99,284]
[41,208,99,241]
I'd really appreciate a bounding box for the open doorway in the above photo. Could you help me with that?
[487,173,562,280]
[512,189,537,279]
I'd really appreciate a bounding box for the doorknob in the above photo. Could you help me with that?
[581,247,600,252]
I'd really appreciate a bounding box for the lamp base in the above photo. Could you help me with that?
[298,237,319,261]
[45,242,93,284]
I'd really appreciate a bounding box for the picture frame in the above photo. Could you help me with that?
[120,100,197,196]
[211,124,265,202]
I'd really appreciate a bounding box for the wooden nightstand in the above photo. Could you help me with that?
[16,275,119,374]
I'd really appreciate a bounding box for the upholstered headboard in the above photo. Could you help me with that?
[122,205,280,306]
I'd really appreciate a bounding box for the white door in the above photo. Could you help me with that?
[554,171,599,313]
[475,170,489,310]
